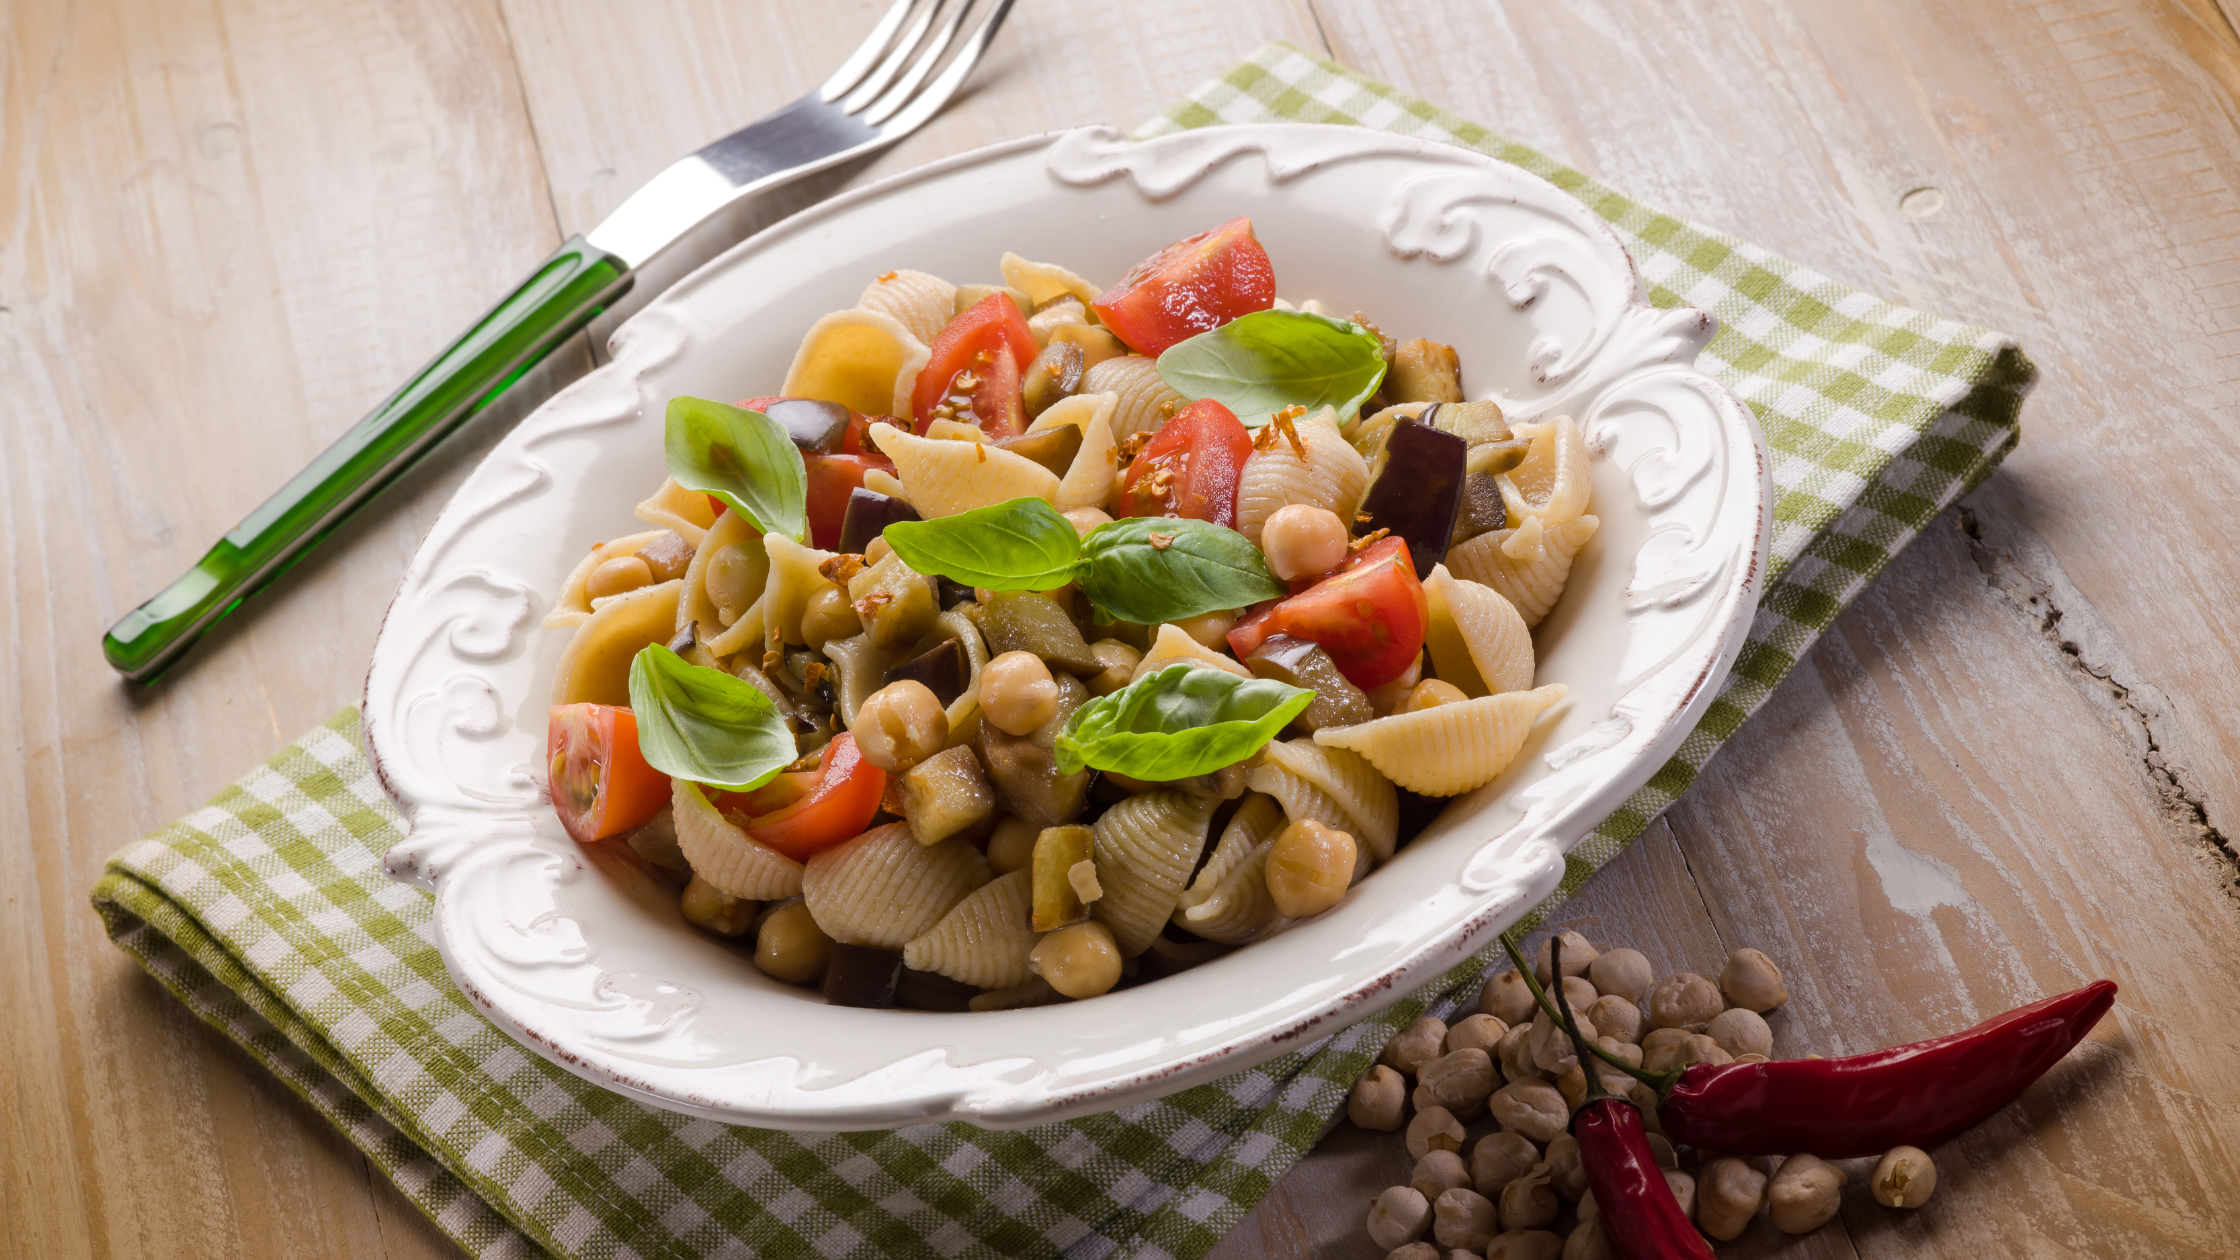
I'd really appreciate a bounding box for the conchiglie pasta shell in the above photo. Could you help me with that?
[550,579,681,707]
[1446,514,1599,628]
[759,532,839,647]
[1234,409,1372,546]
[863,466,908,500]
[923,607,990,728]
[1079,355,1184,443]
[868,421,1060,518]
[1423,563,1535,696]
[672,780,804,900]
[636,477,719,545]
[1174,793,1288,944]
[781,309,930,420]
[1131,622,1253,683]
[1000,252,1103,308]
[1029,391,1120,510]
[902,867,1036,988]
[1497,415,1591,528]
[548,529,668,628]
[801,822,991,948]
[856,269,957,345]
[1249,738,1399,863]
[1314,685,1568,796]
[822,632,885,727]
[1091,791,1216,957]
[678,506,765,640]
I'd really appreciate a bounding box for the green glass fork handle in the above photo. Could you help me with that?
[102,236,633,682]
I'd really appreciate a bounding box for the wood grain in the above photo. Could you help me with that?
[4,0,2236,1257]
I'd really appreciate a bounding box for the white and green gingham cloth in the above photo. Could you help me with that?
[92,45,2032,1260]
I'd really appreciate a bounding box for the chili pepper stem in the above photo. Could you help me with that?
[1499,931,1677,1095]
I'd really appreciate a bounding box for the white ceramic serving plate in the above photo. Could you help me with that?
[365,124,1771,1131]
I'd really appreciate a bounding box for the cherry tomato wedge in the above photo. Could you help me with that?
[911,294,1037,437]
[733,732,886,862]
[803,453,894,550]
[1110,398,1254,527]
[1226,536,1428,689]
[1091,217,1277,356]
[547,704,671,844]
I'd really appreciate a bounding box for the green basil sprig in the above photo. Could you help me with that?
[627,645,797,790]
[883,498,1080,591]
[665,396,806,541]
[1055,663,1311,779]
[1074,517,1287,626]
[1155,309,1389,428]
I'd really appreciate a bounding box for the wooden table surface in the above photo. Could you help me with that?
[7,1,2240,1257]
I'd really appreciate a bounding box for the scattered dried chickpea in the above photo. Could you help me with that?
[1495,1019,1545,1084]
[1385,1244,1439,1260]
[1558,974,1598,1016]
[1404,678,1469,712]
[1872,1146,1937,1208]
[853,680,948,770]
[1706,1006,1773,1059]
[1411,1149,1472,1202]
[1445,1013,1507,1055]
[1541,1135,1587,1203]
[679,874,754,936]
[1481,968,1538,1026]
[1768,1153,1846,1233]
[1366,1185,1434,1250]
[1662,1170,1697,1222]
[753,900,832,984]
[801,585,862,651]
[1533,931,1599,983]
[586,554,654,599]
[1406,1106,1466,1160]
[1561,1217,1617,1260]
[1029,920,1122,998]
[1436,1186,1502,1250]
[1383,1015,1450,1075]
[1529,1008,1597,1071]
[1264,819,1356,917]
[1491,1229,1565,1260]
[1417,1048,1497,1119]
[1487,1079,1568,1144]
[1470,1131,1539,1197]
[1260,504,1350,581]
[1587,947,1654,1003]
[1347,1064,1406,1131]
[1647,971,1725,1031]
[980,651,1059,736]
[1696,1156,1768,1240]
[1721,946,1789,1012]
[1585,994,1643,1045]
[985,815,1037,875]
[1497,1175,1557,1232]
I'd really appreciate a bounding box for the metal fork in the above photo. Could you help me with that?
[103,0,1016,682]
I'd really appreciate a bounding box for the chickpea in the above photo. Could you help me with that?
[1662,1169,1697,1222]
[1733,1052,1770,1064]
[1767,1153,1846,1233]
[1406,1106,1466,1160]
[1558,974,1598,1016]
[1533,930,1598,984]
[1404,678,1469,712]
[1585,994,1643,1045]
[1085,638,1143,696]
[1647,971,1724,1031]
[704,542,760,623]
[1385,1246,1439,1260]
[1695,1156,1768,1240]
[1445,1013,1507,1055]
[586,554,654,599]
[1706,1006,1773,1059]
[1382,1015,1449,1076]
[1495,1019,1544,1084]
[1541,1134,1587,1202]
[853,680,948,770]
[1528,1008,1596,1071]
[1418,1048,1497,1120]
[679,874,754,936]
[1496,1176,1556,1232]
[1720,947,1789,1013]
[1062,505,1112,537]
[1435,1186,1501,1251]
[1587,947,1654,1003]
[1411,1149,1472,1202]
[1487,1079,1568,1144]
[1366,1186,1433,1251]
[753,900,832,985]
[1626,1079,1667,1137]
[1561,1217,1617,1260]
[1645,1032,1730,1074]
[1170,608,1238,649]
[1348,1063,1407,1131]
[1489,1231,1564,1260]
[1365,651,1424,714]
[1481,968,1538,1026]
[1576,1190,1597,1224]
[1872,1146,1937,1208]
[980,651,1059,736]
[863,535,893,565]
[986,815,1037,875]
[1595,1035,1644,1070]
[1645,1133,1677,1170]
[1029,920,1122,998]
[1265,819,1357,917]
[800,585,862,651]
[1470,1131,1539,1197]
[1260,503,1350,581]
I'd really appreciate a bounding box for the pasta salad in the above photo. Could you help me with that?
[543,218,1596,1011]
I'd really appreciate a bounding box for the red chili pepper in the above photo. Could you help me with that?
[1574,1098,1715,1260]
[1660,979,2116,1158]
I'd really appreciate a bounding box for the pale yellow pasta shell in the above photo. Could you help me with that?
[902,867,1037,989]
[868,421,1060,518]
[1029,391,1120,509]
[547,529,668,628]
[1090,791,1216,957]
[678,506,765,640]
[1314,685,1568,796]
[550,579,681,707]
[821,632,885,728]
[1131,622,1253,683]
[759,532,838,647]
[856,269,956,345]
[1423,563,1535,697]
[1446,514,1599,628]
[672,780,804,901]
[781,309,929,420]
[1174,793,1288,944]
[863,466,908,500]
[1251,738,1399,862]
[1079,355,1184,442]
[1000,251,1102,307]
[1234,409,1371,545]
[1498,415,1592,528]
[801,822,991,948]
[635,477,719,545]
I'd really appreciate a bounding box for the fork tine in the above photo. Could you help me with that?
[841,0,947,114]
[863,0,1014,130]
[819,0,922,102]
[859,0,973,124]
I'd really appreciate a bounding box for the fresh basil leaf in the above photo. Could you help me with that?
[665,396,807,541]
[882,497,1080,590]
[1075,517,1288,625]
[627,645,796,791]
[1155,309,1389,427]
[1055,663,1312,778]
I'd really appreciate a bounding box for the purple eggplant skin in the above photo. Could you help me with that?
[821,943,904,1008]
[895,967,979,1012]
[1357,420,1468,578]
[883,637,970,708]
[765,398,853,453]
[838,489,923,555]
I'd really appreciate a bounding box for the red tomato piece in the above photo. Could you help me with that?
[1110,399,1254,527]
[804,452,895,550]
[547,704,671,844]
[1225,537,1428,689]
[911,294,1037,437]
[1091,217,1277,356]
[740,733,886,862]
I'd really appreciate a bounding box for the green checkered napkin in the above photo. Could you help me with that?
[92,44,2031,1260]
